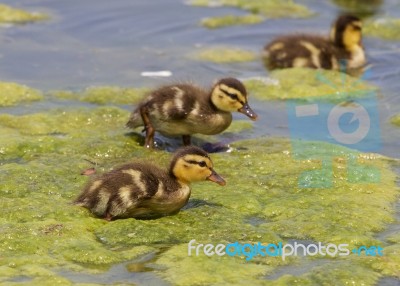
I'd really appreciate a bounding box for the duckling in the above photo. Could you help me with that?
[126,78,258,148]
[74,146,225,220]
[263,14,365,72]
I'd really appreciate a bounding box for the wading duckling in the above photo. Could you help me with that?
[74,146,225,220]
[126,78,258,148]
[263,14,365,72]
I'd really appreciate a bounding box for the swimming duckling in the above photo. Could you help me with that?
[74,146,225,220]
[263,14,365,72]
[126,78,257,148]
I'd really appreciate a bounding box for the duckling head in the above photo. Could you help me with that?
[330,14,362,52]
[211,78,258,121]
[170,146,226,186]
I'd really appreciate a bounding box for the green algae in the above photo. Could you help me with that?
[51,86,149,105]
[0,101,399,284]
[0,81,43,107]
[193,47,256,63]
[0,106,129,136]
[368,244,400,277]
[201,14,264,29]
[331,0,383,17]
[0,106,134,163]
[144,138,397,285]
[305,262,380,285]
[390,114,400,127]
[245,68,377,101]
[0,107,155,283]
[155,244,268,286]
[95,205,281,247]
[84,137,397,284]
[55,239,153,265]
[225,139,397,245]
[387,233,400,244]
[364,18,400,40]
[0,4,47,24]
[266,262,380,285]
[191,0,313,19]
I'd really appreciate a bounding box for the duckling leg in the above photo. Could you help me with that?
[104,212,113,221]
[182,135,191,146]
[139,106,155,148]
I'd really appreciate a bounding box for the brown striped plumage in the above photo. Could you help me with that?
[263,15,366,72]
[74,146,225,220]
[126,78,257,148]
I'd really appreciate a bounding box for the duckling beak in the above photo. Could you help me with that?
[238,103,258,121]
[207,169,226,186]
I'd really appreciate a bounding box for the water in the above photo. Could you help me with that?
[0,0,399,284]
[58,253,169,285]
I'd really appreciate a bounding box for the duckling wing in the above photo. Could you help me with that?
[127,84,200,128]
[263,35,339,70]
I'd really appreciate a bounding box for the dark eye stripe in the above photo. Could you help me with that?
[220,89,239,101]
[184,159,208,167]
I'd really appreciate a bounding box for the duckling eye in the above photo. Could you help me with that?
[199,161,207,167]
[220,89,239,101]
[226,92,238,101]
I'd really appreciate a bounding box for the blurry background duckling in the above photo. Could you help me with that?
[74,146,225,221]
[262,14,366,73]
[126,77,258,148]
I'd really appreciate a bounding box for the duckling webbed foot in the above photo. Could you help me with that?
[139,106,155,148]
[182,135,191,146]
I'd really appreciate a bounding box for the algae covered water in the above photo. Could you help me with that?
[0,0,399,285]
